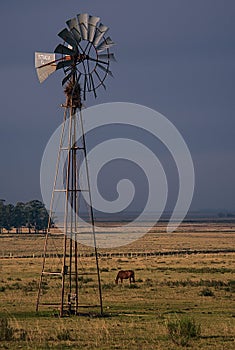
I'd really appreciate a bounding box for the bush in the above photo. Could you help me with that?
[166,316,201,346]
[102,283,114,290]
[8,282,22,290]
[77,276,93,283]
[125,283,140,289]
[101,268,109,272]
[199,288,214,296]
[23,279,38,292]
[227,280,235,293]
[145,278,153,287]
[56,328,72,341]
[136,278,143,283]
[0,318,14,341]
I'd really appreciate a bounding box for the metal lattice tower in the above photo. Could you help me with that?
[35,13,115,317]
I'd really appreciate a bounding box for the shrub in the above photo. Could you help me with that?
[8,282,22,290]
[199,288,214,296]
[23,279,38,292]
[0,318,14,341]
[227,280,235,293]
[20,329,27,341]
[16,328,28,341]
[145,278,153,287]
[101,268,109,272]
[102,283,113,290]
[56,328,72,341]
[136,278,143,283]
[77,276,93,283]
[125,283,140,289]
[0,286,5,292]
[83,277,93,284]
[166,316,201,346]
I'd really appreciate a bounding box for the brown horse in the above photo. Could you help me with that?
[115,270,135,284]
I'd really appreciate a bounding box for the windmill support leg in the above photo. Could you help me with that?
[79,110,103,315]
[36,88,103,318]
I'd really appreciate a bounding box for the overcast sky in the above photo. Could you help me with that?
[0,0,235,212]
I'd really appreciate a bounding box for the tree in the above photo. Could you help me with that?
[13,202,26,233]
[25,200,49,233]
[3,204,14,233]
[0,199,49,234]
[0,199,5,233]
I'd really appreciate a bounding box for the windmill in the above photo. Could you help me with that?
[35,13,116,317]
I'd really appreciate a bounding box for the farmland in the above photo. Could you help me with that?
[0,223,234,349]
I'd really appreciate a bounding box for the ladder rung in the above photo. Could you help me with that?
[60,147,85,150]
[78,272,100,275]
[76,304,101,308]
[54,189,89,192]
[40,303,61,306]
[42,272,99,276]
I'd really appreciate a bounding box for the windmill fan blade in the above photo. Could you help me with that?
[93,23,109,47]
[56,59,73,70]
[54,44,75,56]
[97,63,114,77]
[35,52,56,83]
[96,37,115,52]
[58,28,77,50]
[62,69,75,86]
[77,13,88,40]
[98,53,116,62]
[88,15,100,42]
[70,28,81,45]
[66,17,80,32]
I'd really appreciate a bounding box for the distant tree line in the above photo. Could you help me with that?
[0,200,49,234]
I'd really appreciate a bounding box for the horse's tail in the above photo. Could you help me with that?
[131,271,135,282]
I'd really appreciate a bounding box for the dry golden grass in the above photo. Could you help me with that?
[1,222,235,257]
[0,223,234,349]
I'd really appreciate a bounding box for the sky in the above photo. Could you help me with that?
[0,0,235,212]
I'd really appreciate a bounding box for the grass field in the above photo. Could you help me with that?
[0,223,235,349]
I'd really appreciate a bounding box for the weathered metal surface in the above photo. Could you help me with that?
[54,44,75,56]
[35,52,56,83]
[93,23,109,47]
[70,27,81,45]
[98,53,116,62]
[58,28,77,50]
[88,15,100,42]
[97,37,115,52]
[77,13,88,40]
[56,59,73,70]
[66,17,80,32]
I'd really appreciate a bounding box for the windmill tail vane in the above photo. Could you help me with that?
[35,13,116,103]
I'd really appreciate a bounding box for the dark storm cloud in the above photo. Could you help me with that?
[0,0,235,211]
